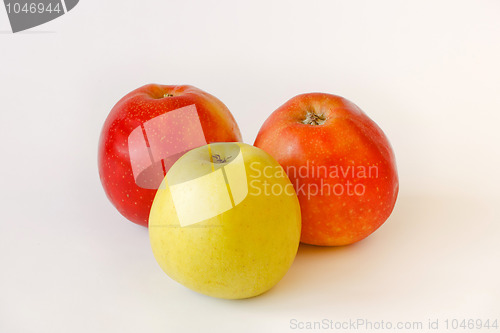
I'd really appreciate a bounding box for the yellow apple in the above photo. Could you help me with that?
[149,142,301,299]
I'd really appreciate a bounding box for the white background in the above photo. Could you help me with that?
[1,1,499,332]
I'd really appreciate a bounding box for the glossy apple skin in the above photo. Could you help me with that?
[254,93,398,246]
[98,84,242,226]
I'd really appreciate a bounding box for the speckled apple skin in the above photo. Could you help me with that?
[98,84,242,226]
[254,93,398,246]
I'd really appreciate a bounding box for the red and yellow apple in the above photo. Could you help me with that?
[98,84,242,226]
[254,93,398,246]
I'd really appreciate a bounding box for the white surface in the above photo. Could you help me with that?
[1,1,499,332]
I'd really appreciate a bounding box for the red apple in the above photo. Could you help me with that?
[254,93,398,246]
[98,84,242,226]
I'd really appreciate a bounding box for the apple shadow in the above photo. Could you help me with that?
[247,191,489,308]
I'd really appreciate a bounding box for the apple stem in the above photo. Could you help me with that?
[212,154,231,163]
[302,111,326,125]
[163,93,173,98]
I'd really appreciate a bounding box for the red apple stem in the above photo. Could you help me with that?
[302,111,326,125]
